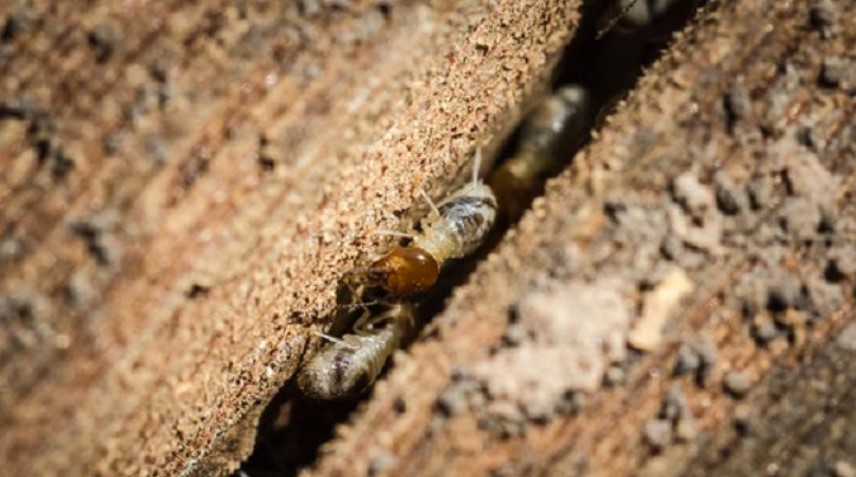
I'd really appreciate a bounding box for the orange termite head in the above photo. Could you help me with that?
[368,246,440,295]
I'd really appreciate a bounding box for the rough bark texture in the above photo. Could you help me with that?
[0,1,578,475]
[2,0,855,476]
[304,0,856,476]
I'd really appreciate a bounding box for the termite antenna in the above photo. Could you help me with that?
[313,330,359,350]
[596,0,640,40]
[419,188,441,218]
[472,147,482,185]
[372,229,414,240]
[336,296,380,312]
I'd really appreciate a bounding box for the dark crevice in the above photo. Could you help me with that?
[236,1,706,475]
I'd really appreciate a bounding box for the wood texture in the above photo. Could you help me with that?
[0,1,579,475]
[304,0,856,475]
[3,0,856,476]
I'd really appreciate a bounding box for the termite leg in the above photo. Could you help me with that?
[338,274,378,311]
[339,296,380,312]
[351,306,374,333]
[353,305,396,335]
[354,303,414,336]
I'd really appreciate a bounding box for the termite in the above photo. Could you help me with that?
[357,150,498,296]
[297,302,416,399]
[597,0,702,41]
[489,85,591,220]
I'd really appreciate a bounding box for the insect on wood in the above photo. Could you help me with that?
[297,302,416,400]
[360,150,498,296]
[489,85,591,220]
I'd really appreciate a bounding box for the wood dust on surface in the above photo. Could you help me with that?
[2,0,856,476]
[0,1,579,475]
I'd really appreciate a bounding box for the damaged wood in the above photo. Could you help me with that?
[0,0,579,475]
[303,0,856,475]
[3,0,856,476]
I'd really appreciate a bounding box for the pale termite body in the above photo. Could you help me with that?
[489,85,591,220]
[362,151,498,296]
[298,303,415,400]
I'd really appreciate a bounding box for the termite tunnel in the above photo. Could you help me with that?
[236,0,707,475]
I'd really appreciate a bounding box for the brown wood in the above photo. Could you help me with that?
[303,0,856,476]
[0,1,579,475]
[3,0,856,476]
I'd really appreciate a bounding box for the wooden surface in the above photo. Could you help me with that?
[2,0,856,476]
[304,0,856,475]
[0,1,579,475]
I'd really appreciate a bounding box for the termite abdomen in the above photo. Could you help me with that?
[490,85,591,220]
[430,192,498,257]
[412,180,498,264]
[297,334,389,399]
[297,303,415,400]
